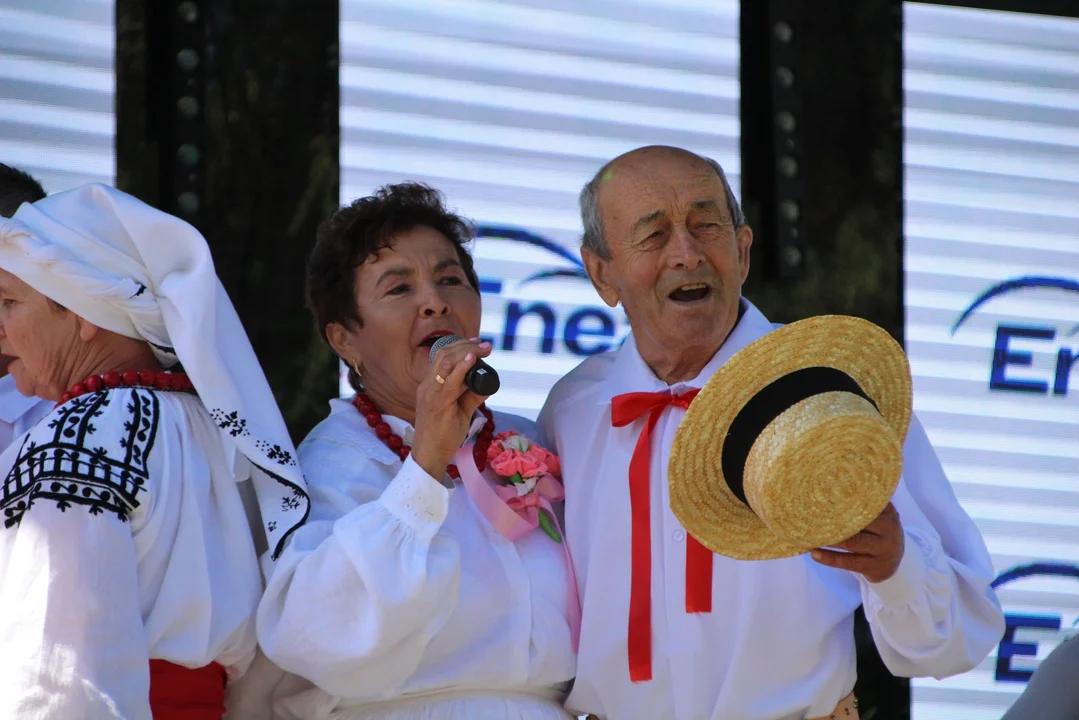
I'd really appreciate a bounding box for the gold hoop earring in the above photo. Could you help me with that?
[349,358,362,378]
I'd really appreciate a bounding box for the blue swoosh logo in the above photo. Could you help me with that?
[952,276,1079,334]
[992,562,1079,589]
[474,224,589,284]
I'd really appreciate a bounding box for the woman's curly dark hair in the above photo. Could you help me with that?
[306,183,481,386]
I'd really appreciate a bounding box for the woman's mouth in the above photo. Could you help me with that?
[418,330,455,349]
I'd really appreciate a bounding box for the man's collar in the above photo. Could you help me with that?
[600,298,775,403]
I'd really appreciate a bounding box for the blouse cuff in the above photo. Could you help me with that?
[379,455,451,538]
[867,529,930,608]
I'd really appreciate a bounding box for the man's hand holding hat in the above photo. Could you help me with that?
[811,503,905,584]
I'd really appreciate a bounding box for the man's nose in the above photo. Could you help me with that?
[668,225,705,269]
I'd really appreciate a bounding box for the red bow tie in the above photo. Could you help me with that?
[611,389,713,683]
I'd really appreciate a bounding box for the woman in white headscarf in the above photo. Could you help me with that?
[0,184,309,719]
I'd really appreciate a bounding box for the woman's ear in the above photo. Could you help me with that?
[76,316,101,343]
[326,322,361,369]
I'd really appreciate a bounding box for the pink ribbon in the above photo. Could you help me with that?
[456,444,581,652]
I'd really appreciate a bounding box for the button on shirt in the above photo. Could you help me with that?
[0,374,53,454]
[537,300,1005,720]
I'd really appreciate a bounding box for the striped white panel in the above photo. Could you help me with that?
[904,4,1079,719]
[0,0,114,193]
[340,0,740,418]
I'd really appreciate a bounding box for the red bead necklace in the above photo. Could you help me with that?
[59,369,196,406]
[351,391,495,480]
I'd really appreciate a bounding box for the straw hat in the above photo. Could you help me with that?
[668,315,912,561]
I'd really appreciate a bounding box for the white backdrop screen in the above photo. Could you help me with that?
[905,3,1079,718]
[0,0,114,194]
[340,0,740,417]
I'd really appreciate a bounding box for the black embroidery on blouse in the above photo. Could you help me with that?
[249,460,309,560]
[211,411,296,469]
[210,409,249,437]
[200,408,309,559]
[256,439,295,466]
[0,389,160,527]
[147,340,177,356]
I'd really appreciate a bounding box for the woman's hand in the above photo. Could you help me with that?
[409,338,493,481]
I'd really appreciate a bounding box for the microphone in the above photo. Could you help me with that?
[429,334,501,396]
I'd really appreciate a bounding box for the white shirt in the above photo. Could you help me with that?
[257,399,576,720]
[0,387,265,719]
[537,300,1005,720]
[0,374,53,454]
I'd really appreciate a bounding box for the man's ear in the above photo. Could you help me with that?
[736,225,753,285]
[581,247,621,309]
[326,322,361,369]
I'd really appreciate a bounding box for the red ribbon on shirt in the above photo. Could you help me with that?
[611,389,713,683]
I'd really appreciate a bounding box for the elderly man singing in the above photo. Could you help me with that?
[0,184,308,718]
[537,146,1004,720]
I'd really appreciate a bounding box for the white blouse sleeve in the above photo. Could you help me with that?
[0,502,151,719]
[256,436,463,699]
[859,413,1006,679]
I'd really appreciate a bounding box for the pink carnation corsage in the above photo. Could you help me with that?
[484,431,564,542]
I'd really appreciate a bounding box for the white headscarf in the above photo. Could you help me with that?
[0,183,309,560]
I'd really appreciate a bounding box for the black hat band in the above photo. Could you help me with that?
[720,366,878,507]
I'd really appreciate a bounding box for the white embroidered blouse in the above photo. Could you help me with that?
[0,388,265,719]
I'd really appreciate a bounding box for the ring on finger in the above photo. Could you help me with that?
[435,374,446,385]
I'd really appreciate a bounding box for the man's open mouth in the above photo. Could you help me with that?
[668,283,711,303]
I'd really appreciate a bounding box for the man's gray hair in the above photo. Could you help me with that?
[579,154,746,260]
